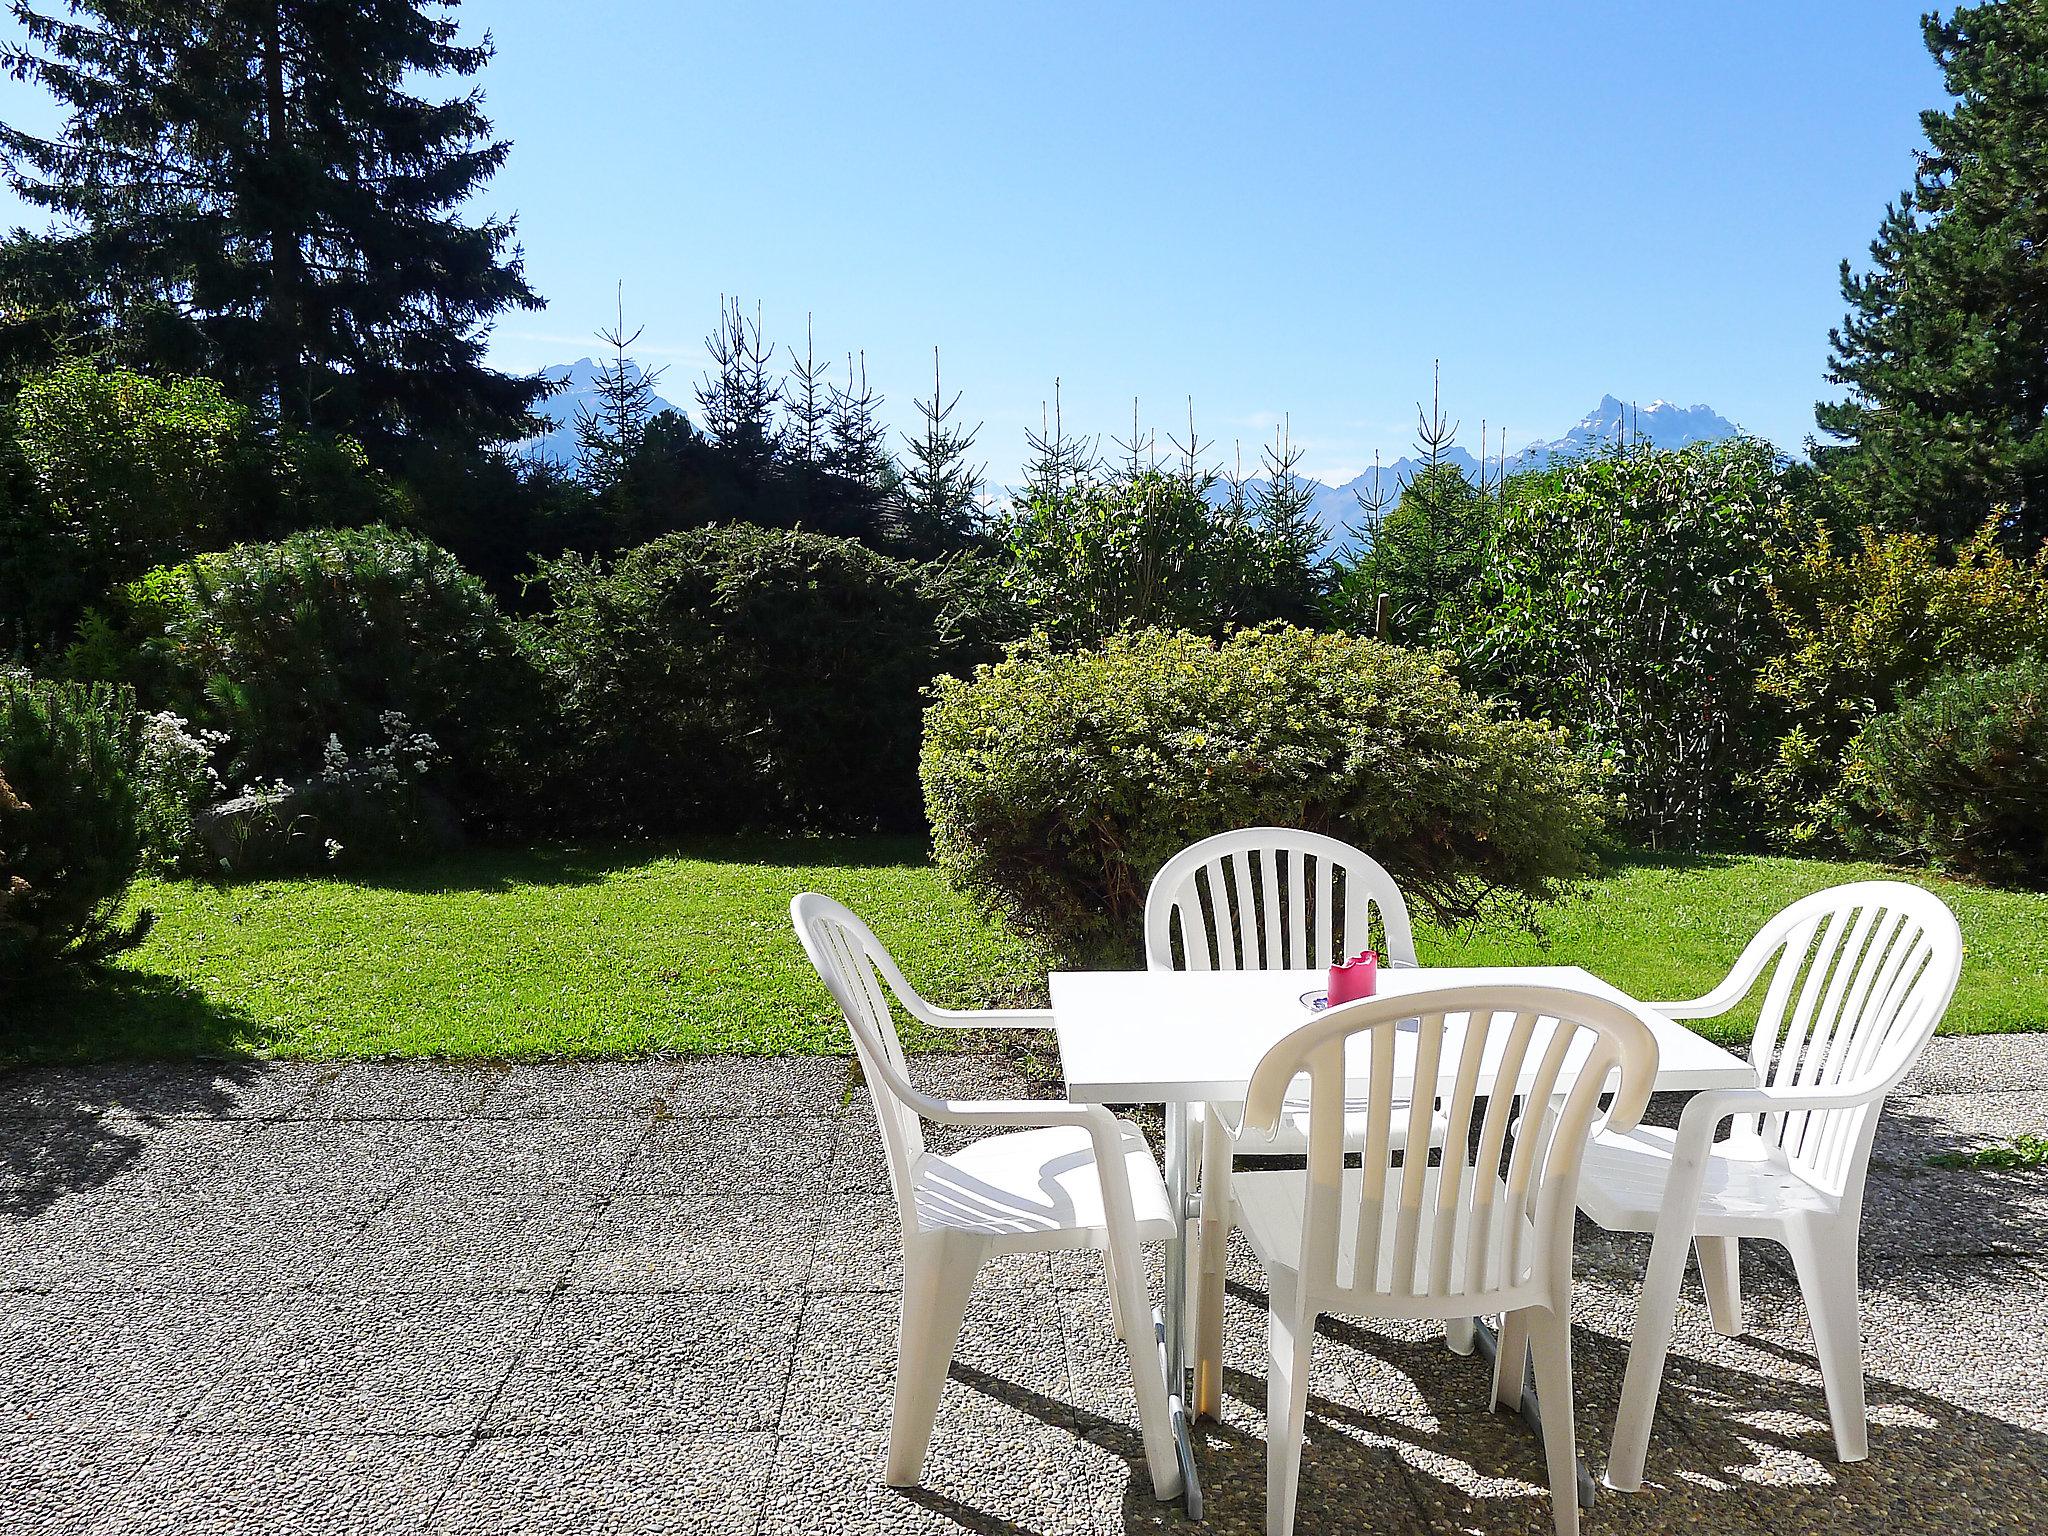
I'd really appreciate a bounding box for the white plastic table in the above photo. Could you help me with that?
[1050,964,1757,1518]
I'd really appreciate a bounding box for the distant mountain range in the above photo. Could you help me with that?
[523,370,1744,549]
[1288,395,1745,552]
[523,357,682,466]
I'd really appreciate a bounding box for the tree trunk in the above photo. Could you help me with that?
[261,4,307,424]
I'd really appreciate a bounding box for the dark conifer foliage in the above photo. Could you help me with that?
[694,296,781,484]
[1251,415,1328,624]
[896,347,986,555]
[1020,379,1099,501]
[574,287,664,496]
[0,0,546,457]
[1815,0,2048,547]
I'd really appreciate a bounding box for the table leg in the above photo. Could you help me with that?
[1160,1099,1203,1518]
[1471,1316,1597,1509]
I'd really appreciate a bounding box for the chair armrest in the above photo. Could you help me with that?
[918,1096,1114,1130]
[1644,998,1726,1020]
[1678,1082,1875,1136]
[915,1005,1055,1031]
[918,1097,1162,1238]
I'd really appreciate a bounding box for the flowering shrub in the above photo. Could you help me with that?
[134,711,226,870]
[73,526,535,826]
[922,626,1606,965]
[194,712,454,875]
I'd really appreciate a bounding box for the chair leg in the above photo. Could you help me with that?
[886,1238,982,1486]
[1105,1247,1130,1343]
[1264,1272,1315,1536]
[1696,1235,1743,1337]
[1192,1113,1234,1420]
[1785,1225,1868,1463]
[1528,1307,1580,1536]
[1605,1221,1692,1492]
[1446,1316,1476,1356]
[1491,1309,1532,1411]
[1110,1237,1183,1501]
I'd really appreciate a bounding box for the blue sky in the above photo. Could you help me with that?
[2,1,1944,484]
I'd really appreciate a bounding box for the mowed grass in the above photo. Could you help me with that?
[8,839,2045,1063]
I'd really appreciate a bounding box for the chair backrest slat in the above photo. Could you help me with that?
[791,893,939,1228]
[1245,984,1656,1315]
[1730,882,1961,1198]
[1146,828,1418,977]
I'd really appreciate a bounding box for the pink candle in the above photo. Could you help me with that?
[1327,949,1378,1004]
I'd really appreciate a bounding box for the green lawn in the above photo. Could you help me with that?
[9,838,2046,1064]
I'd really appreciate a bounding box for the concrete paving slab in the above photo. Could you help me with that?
[89,1432,465,1536]
[1872,1090,2048,1166]
[403,1118,648,1190]
[184,1292,547,1435]
[321,1186,606,1293]
[0,1064,319,1122]
[473,1061,687,1120]
[566,1192,821,1293]
[290,1062,504,1120]
[0,1187,379,1292]
[0,1432,160,1536]
[787,1284,1072,1431]
[481,1291,799,1437]
[619,1114,840,1196]
[0,1293,273,1434]
[670,1056,851,1118]
[1,1047,2043,1534]
[1898,1033,2048,1096]
[432,1432,776,1536]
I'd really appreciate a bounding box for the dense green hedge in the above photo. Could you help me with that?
[922,626,1607,965]
[1839,653,2048,884]
[73,525,535,822]
[528,526,1018,833]
[1760,520,2048,846]
[0,673,150,984]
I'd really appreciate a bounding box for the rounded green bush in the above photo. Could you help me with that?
[0,673,150,984]
[529,526,1014,832]
[76,525,535,822]
[922,626,1608,964]
[1838,653,2048,884]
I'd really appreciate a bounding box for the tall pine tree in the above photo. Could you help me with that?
[573,286,663,495]
[897,347,984,554]
[1815,0,2048,547]
[694,296,780,484]
[0,0,546,457]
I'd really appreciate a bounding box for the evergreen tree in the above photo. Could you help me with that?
[783,316,831,475]
[1164,397,1211,499]
[1251,415,1327,624]
[0,0,545,456]
[1815,0,2048,546]
[825,350,892,492]
[1348,369,1496,642]
[897,347,984,554]
[574,286,663,495]
[694,296,780,483]
[1020,378,1099,501]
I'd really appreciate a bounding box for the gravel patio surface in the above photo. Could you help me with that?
[2,1037,2045,1534]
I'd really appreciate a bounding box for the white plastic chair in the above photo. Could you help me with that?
[790,893,1183,1501]
[1143,827,1451,1415]
[1576,880,1963,1491]
[1217,984,1658,1536]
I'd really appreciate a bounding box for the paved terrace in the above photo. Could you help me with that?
[2,1041,2045,1535]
